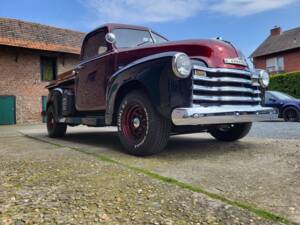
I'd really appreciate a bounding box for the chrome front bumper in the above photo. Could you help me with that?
[171,105,278,126]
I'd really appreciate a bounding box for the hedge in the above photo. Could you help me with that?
[269,71,300,98]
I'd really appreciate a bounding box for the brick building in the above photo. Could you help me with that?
[0,18,85,125]
[251,26,300,74]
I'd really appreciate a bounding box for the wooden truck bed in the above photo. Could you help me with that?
[46,69,75,89]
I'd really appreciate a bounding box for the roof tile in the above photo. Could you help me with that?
[0,17,85,54]
[251,27,300,58]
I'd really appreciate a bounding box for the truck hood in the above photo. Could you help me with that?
[117,39,248,69]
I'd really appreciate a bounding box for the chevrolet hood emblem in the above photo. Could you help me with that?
[224,57,248,66]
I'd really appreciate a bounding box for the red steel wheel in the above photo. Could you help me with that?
[47,111,55,130]
[117,91,171,156]
[121,103,148,145]
[46,105,67,138]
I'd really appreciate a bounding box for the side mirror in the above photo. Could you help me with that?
[105,33,116,44]
[270,98,277,102]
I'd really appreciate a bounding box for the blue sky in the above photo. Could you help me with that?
[1,0,300,60]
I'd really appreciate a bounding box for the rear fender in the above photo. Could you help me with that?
[47,88,63,120]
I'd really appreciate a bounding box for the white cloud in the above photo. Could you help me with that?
[84,0,204,24]
[211,0,299,16]
[81,0,299,25]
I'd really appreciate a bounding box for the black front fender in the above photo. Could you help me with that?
[105,52,193,125]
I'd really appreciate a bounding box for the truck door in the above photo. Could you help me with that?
[75,29,114,111]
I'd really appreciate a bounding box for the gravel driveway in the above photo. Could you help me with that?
[0,127,282,225]
[1,122,299,224]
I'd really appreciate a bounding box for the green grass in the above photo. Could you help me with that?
[23,133,293,225]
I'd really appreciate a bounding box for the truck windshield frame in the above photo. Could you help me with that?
[112,28,168,48]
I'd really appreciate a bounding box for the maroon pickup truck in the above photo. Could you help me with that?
[46,23,277,156]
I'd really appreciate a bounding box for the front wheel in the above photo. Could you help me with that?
[209,123,252,142]
[117,91,171,156]
[47,105,67,138]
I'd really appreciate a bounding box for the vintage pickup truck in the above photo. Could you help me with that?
[46,23,277,156]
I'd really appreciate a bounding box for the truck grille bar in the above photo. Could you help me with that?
[192,66,261,106]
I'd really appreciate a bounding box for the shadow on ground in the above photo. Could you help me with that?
[59,130,258,159]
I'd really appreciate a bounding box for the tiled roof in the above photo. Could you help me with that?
[251,27,300,58]
[0,17,85,54]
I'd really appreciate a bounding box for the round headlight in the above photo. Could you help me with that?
[172,53,192,78]
[258,70,270,88]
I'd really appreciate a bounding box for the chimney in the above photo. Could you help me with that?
[270,26,282,36]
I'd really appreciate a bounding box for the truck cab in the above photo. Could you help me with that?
[46,23,278,156]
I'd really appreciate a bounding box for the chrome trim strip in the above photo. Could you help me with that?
[193,84,260,94]
[110,51,178,79]
[192,95,261,102]
[77,51,115,67]
[171,105,278,126]
[193,65,252,76]
[193,75,252,84]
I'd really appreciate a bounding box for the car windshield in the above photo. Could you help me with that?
[270,91,296,100]
[112,28,168,48]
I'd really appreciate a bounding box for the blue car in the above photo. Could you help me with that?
[264,91,300,122]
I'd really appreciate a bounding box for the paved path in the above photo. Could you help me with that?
[0,127,280,225]
[249,121,300,139]
[17,122,300,224]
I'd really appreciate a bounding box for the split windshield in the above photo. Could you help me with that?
[112,28,168,48]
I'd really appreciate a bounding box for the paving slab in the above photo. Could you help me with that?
[0,127,284,225]
[17,124,300,224]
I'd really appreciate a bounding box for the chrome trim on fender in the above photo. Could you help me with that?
[193,65,252,76]
[110,51,179,79]
[53,88,63,94]
[171,105,278,126]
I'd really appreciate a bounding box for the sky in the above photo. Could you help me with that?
[1,0,300,61]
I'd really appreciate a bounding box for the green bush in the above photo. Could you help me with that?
[269,71,300,98]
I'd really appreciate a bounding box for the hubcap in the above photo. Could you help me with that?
[121,103,147,144]
[133,117,141,128]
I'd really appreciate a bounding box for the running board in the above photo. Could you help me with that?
[59,116,106,127]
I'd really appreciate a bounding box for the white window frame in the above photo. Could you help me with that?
[266,56,284,73]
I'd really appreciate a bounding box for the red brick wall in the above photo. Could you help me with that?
[253,48,300,73]
[253,57,266,70]
[0,46,79,124]
[284,49,300,72]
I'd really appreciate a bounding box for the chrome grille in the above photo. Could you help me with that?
[192,68,261,106]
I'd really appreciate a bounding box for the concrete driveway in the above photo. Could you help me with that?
[16,122,300,224]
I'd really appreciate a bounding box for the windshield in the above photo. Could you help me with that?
[270,91,295,100]
[112,28,168,48]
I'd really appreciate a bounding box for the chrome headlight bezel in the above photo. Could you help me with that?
[257,69,270,88]
[172,53,192,79]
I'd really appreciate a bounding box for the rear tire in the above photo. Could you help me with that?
[117,91,171,156]
[209,123,252,142]
[46,105,67,138]
[283,107,300,122]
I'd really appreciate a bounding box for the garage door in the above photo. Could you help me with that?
[0,96,16,125]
